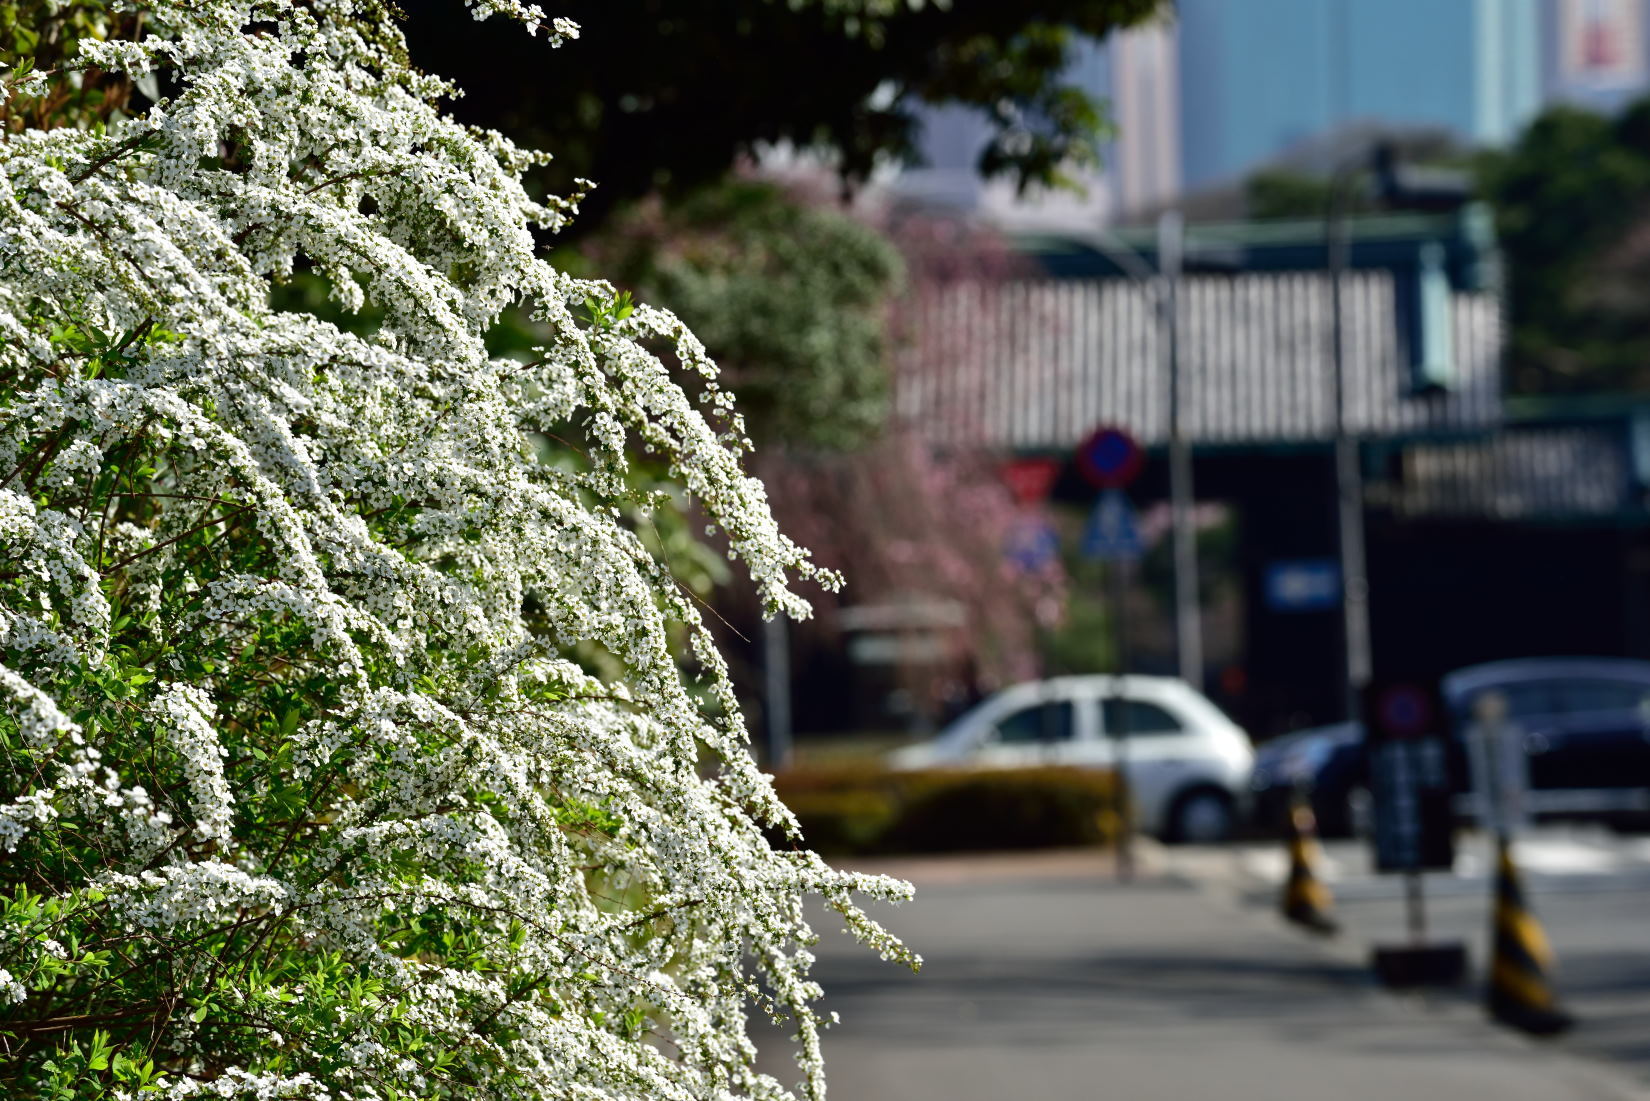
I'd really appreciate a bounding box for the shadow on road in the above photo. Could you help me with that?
[757,864,1650,1101]
[818,947,1376,1048]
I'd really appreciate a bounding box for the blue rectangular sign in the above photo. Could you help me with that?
[1264,559,1340,612]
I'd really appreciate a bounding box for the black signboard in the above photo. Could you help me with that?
[1362,681,1455,873]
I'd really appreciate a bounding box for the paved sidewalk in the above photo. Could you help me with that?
[757,849,1650,1101]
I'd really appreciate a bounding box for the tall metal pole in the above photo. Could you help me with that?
[1111,552,1134,882]
[1160,212,1202,690]
[1087,220,1202,691]
[1329,185,1373,722]
[761,614,792,771]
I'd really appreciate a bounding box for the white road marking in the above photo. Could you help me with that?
[1239,847,1346,882]
[1180,829,1650,897]
[1508,837,1622,875]
[1239,850,1290,882]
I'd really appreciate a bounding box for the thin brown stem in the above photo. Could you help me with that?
[101,506,248,575]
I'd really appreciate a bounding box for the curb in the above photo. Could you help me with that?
[836,844,1126,887]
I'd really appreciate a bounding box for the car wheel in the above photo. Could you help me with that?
[1166,787,1236,844]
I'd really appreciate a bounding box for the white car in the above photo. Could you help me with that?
[888,675,1254,842]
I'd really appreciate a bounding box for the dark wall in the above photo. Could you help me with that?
[1226,453,1347,736]
[1365,515,1646,680]
[1130,447,1650,738]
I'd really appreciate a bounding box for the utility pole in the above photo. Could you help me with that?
[761,615,792,771]
[1328,183,1372,720]
[1082,221,1203,690]
[1160,211,1202,690]
[1112,550,1134,882]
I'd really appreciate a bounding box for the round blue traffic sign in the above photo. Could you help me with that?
[1076,426,1143,489]
[1377,684,1434,739]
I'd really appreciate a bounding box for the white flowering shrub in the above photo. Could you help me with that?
[0,2,915,1097]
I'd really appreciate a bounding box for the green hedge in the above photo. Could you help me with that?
[772,766,1121,856]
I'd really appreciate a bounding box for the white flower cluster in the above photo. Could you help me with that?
[157,1068,329,1101]
[148,683,235,843]
[0,2,912,1098]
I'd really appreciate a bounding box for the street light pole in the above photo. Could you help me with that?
[762,614,792,771]
[1160,211,1202,691]
[1087,219,1203,691]
[1328,178,1372,721]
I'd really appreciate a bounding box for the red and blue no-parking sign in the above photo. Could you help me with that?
[1075,426,1143,490]
[1369,682,1441,742]
[1361,679,1454,873]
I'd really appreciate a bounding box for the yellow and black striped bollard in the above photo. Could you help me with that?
[1486,836,1573,1036]
[1280,789,1338,936]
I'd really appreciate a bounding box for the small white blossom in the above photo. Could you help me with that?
[0,1,906,1098]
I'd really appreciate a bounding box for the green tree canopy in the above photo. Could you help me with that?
[400,0,1163,233]
[573,181,902,451]
[1479,100,1650,394]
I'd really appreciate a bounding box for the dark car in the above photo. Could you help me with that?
[1252,658,1650,838]
[1248,721,1360,835]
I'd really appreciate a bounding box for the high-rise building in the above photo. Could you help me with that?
[1107,18,1182,215]
[1178,0,1542,190]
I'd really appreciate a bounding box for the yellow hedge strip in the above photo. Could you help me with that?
[771,765,1121,856]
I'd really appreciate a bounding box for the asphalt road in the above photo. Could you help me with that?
[1168,825,1650,1090]
[754,848,1648,1101]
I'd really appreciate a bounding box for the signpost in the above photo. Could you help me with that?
[1465,690,1530,837]
[1366,681,1456,875]
[1362,679,1467,987]
[1077,426,1144,880]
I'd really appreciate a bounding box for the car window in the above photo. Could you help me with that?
[1102,698,1185,738]
[1555,679,1650,715]
[991,700,1075,745]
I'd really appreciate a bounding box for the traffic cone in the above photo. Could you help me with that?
[1280,789,1338,935]
[1486,836,1573,1036]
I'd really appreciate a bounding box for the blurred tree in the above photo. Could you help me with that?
[578,185,1067,724]
[1240,130,1467,221]
[1479,101,1650,395]
[399,0,1164,234]
[400,0,1134,720]
[769,212,1067,717]
[1243,108,1650,395]
[0,0,139,132]
[762,434,1066,723]
[1243,168,1362,221]
[571,180,902,451]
